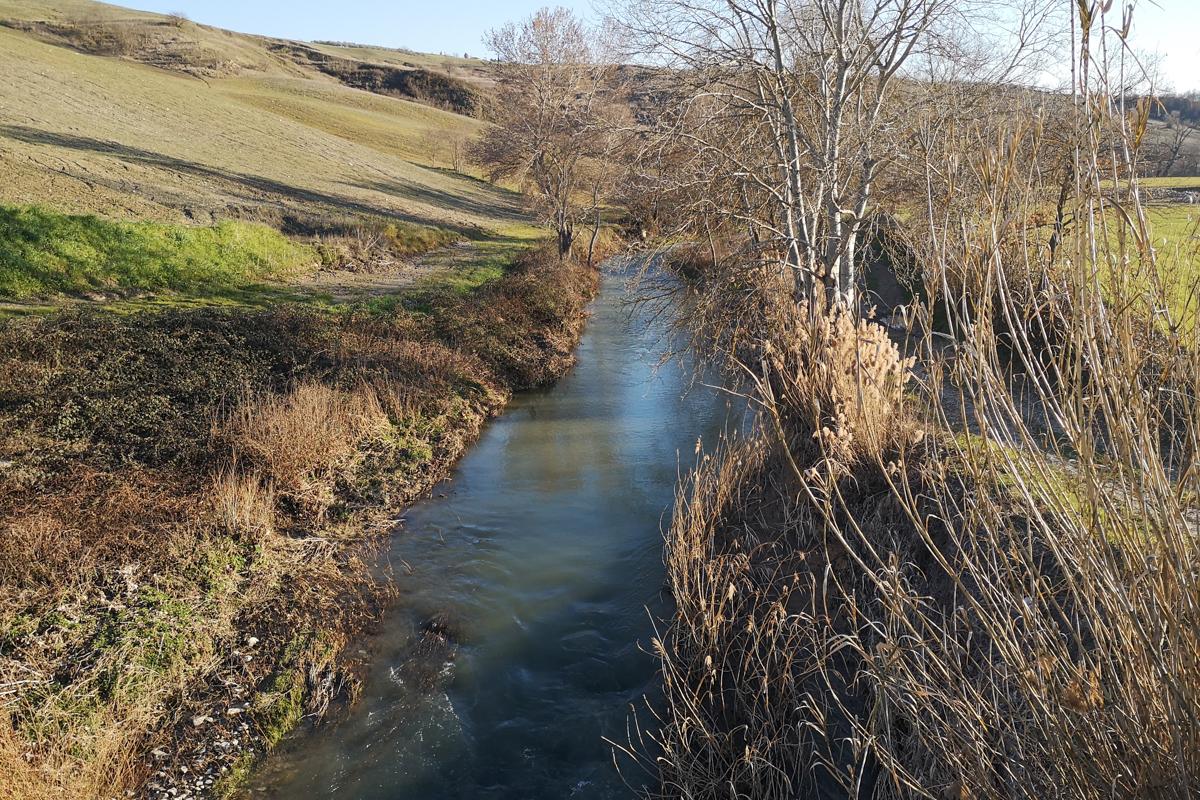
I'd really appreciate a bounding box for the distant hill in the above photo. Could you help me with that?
[0,0,524,235]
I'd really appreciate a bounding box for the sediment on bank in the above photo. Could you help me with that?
[0,245,598,800]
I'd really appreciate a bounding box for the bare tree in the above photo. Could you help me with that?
[1157,111,1197,177]
[615,0,1052,310]
[449,135,467,172]
[473,7,612,258]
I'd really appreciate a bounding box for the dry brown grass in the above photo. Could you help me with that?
[222,382,392,519]
[210,468,276,542]
[0,477,229,799]
[759,305,918,471]
[60,15,148,57]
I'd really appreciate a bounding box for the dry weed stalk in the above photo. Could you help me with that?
[637,2,1200,798]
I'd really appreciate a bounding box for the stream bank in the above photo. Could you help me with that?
[0,246,596,800]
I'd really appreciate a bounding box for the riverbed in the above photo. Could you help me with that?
[253,264,732,799]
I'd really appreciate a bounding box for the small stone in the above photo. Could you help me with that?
[246,636,259,647]
[225,707,243,717]
[191,715,210,727]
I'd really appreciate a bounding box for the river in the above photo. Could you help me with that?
[253,263,733,799]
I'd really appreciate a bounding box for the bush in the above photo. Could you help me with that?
[764,307,918,470]
[60,16,148,57]
[222,382,392,518]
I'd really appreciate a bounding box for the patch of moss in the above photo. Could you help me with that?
[185,538,251,598]
[256,665,306,749]
[213,751,257,800]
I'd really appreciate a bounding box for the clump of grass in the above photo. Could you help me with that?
[210,468,276,541]
[223,382,392,519]
[0,205,314,299]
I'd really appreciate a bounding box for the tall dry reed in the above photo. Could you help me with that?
[635,4,1200,798]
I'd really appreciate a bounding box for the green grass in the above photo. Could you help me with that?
[1144,204,1200,325]
[1137,176,1200,190]
[418,237,529,294]
[1148,203,1199,245]
[1084,203,1200,328]
[0,207,546,318]
[1100,175,1200,190]
[0,205,314,299]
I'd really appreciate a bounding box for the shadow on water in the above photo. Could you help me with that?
[250,260,737,800]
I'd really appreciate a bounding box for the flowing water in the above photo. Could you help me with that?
[254,265,733,800]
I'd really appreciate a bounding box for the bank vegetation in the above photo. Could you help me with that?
[600,0,1200,798]
[0,245,597,799]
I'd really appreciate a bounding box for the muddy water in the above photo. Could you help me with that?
[253,265,733,799]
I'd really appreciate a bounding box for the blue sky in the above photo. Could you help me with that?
[121,1,597,60]
[120,0,1199,91]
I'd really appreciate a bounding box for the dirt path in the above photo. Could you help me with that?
[293,240,479,301]
[0,238,518,319]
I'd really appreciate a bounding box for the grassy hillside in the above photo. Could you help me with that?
[219,76,483,166]
[0,0,519,236]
